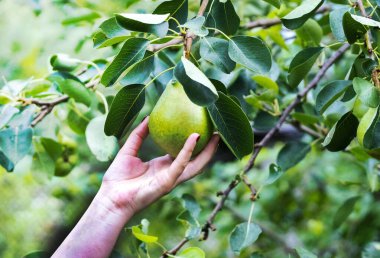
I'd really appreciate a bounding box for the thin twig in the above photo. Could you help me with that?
[357,0,374,58]
[183,0,209,58]
[290,121,324,138]
[163,43,350,256]
[244,6,330,29]
[28,78,100,127]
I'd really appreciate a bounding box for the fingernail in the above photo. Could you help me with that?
[196,134,200,142]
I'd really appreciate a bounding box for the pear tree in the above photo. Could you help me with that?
[3,0,380,257]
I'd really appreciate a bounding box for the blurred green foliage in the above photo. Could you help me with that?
[1,0,380,258]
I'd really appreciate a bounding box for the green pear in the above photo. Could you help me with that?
[149,81,214,157]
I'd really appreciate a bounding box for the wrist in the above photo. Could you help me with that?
[93,185,136,223]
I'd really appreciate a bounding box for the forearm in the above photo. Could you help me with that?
[52,187,134,258]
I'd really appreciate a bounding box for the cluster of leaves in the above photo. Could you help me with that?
[3,0,380,256]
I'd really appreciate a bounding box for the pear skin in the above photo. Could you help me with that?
[149,81,213,157]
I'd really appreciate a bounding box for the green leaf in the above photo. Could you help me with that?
[131,226,158,243]
[58,79,93,106]
[182,16,208,37]
[288,47,323,88]
[353,78,380,108]
[206,0,240,35]
[228,36,272,74]
[67,102,92,135]
[332,196,360,228]
[292,112,320,125]
[105,84,145,138]
[177,210,201,239]
[349,55,377,81]
[115,13,169,37]
[93,17,130,48]
[296,19,323,46]
[207,92,253,159]
[50,54,80,72]
[153,0,188,32]
[181,194,201,218]
[0,150,14,172]
[101,38,149,87]
[265,163,283,185]
[357,107,378,146]
[230,222,262,254]
[277,142,311,171]
[210,79,227,94]
[343,12,367,44]
[177,247,205,258]
[323,112,359,152]
[62,11,100,25]
[0,127,33,165]
[252,75,279,94]
[200,37,235,73]
[0,105,19,129]
[7,106,35,129]
[281,0,324,29]
[32,137,56,177]
[174,57,218,106]
[296,248,318,258]
[120,51,155,85]
[22,80,51,97]
[263,0,281,8]
[177,194,202,239]
[0,92,13,104]
[362,107,380,150]
[100,17,130,38]
[93,31,129,49]
[40,138,62,161]
[86,116,119,162]
[316,80,352,114]
[350,14,380,27]
[330,8,349,42]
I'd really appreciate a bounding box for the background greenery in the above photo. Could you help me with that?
[1,0,380,257]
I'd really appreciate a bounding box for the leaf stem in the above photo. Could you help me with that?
[150,36,182,44]
[80,61,102,77]
[325,42,346,48]
[245,202,256,240]
[145,66,175,89]
[205,27,231,40]
[95,90,109,114]
[168,17,185,33]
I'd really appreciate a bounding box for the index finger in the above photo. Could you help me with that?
[120,116,149,156]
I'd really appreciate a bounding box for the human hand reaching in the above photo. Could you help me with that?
[53,116,219,258]
[98,116,220,216]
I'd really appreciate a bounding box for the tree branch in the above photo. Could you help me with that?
[163,43,350,257]
[243,5,330,30]
[183,0,209,58]
[23,78,100,127]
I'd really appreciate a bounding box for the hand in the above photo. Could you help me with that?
[98,116,220,218]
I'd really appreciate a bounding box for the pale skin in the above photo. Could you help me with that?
[53,117,220,258]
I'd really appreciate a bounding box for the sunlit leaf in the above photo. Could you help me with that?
[86,116,119,162]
